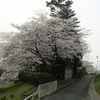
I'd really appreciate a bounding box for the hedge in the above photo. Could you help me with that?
[18,71,55,86]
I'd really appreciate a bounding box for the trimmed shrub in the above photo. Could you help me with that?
[18,71,55,86]
[14,79,20,83]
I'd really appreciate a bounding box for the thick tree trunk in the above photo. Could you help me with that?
[72,65,77,78]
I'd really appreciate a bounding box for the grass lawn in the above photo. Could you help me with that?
[94,74,100,95]
[57,78,73,88]
[0,79,73,100]
[0,81,37,100]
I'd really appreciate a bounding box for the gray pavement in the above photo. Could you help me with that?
[42,75,93,100]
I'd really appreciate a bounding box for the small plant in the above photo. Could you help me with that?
[1,96,6,100]
[11,94,14,98]
[3,96,6,100]
[1,97,3,100]
[23,91,26,93]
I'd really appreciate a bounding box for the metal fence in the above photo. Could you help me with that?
[24,91,39,100]
[24,81,57,100]
[38,81,57,99]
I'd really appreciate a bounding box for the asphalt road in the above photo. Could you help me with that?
[42,75,93,100]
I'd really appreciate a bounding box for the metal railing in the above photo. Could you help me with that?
[24,81,57,100]
[24,91,39,100]
[38,81,57,99]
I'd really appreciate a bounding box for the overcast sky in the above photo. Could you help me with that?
[0,0,100,69]
[72,0,100,69]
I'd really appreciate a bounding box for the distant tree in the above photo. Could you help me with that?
[46,0,75,19]
[82,61,94,73]
[46,0,80,26]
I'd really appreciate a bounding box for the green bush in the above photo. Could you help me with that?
[18,71,55,86]
[14,79,20,83]
[18,71,29,82]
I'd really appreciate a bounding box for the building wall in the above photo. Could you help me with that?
[65,69,72,79]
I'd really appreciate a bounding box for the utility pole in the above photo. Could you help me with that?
[96,56,98,74]
[98,61,100,73]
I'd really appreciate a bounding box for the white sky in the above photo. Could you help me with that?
[72,0,100,69]
[0,0,100,68]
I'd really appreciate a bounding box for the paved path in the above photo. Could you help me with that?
[42,75,93,100]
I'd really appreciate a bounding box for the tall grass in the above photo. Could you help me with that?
[94,74,100,95]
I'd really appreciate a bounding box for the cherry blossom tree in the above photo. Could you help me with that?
[82,60,94,73]
[1,14,89,79]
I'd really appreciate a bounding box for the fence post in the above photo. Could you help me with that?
[55,81,57,91]
[32,96,33,100]
[38,85,40,99]
[49,82,51,94]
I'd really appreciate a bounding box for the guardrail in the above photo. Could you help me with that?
[24,81,57,100]
[24,91,39,100]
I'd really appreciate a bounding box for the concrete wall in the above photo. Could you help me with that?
[65,69,72,79]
